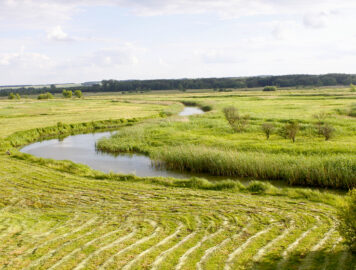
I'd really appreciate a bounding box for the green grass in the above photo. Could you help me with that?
[0,90,355,269]
[96,89,356,189]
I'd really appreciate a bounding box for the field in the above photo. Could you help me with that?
[0,89,355,269]
[97,89,356,189]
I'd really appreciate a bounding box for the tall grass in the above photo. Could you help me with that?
[0,118,142,151]
[150,145,355,189]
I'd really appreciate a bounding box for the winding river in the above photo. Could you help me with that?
[20,107,204,179]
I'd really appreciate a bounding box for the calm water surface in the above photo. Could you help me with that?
[20,107,204,178]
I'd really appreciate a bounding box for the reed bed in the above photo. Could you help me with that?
[150,145,355,189]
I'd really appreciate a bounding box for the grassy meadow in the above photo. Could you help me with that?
[0,89,355,269]
[98,89,356,189]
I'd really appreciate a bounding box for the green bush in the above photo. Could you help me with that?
[321,123,335,141]
[62,90,72,98]
[350,83,356,92]
[37,92,53,100]
[263,86,277,91]
[338,189,356,253]
[283,121,300,143]
[8,93,20,100]
[349,103,356,117]
[247,181,268,194]
[223,106,249,132]
[74,90,83,98]
[201,105,213,112]
[262,122,274,140]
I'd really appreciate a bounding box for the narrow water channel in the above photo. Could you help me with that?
[20,107,204,179]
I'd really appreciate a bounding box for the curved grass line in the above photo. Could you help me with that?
[175,221,216,270]
[5,214,82,268]
[224,225,273,270]
[321,236,343,270]
[24,218,100,270]
[47,225,124,270]
[23,216,98,262]
[253,220,296,262]
[277,216,321,270]
[33,214,80,238]
[150,225,199,270]
[73,226,138,270]
[122,223,184,270]
[298,223,336,270]
[98,224,161,269]
[196,218,238,270]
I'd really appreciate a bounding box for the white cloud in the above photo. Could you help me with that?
[1,0,356,84]
[90,46,140,66]
[47,26,72,41]
[197,49,245,64]
[271,21,298,40]
[2,0,356,25]
[0,50,52,68]
[303,12,329,29]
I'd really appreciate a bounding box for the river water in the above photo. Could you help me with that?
[20,107,204,178]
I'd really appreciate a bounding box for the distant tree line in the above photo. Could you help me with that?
[1,73,356,96]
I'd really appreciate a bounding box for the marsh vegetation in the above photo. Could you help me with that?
[0,88,355,269]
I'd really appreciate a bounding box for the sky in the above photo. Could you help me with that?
[1,0,356,85]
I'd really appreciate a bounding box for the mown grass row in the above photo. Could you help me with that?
[0,154,353,269]
[9,150,345,208]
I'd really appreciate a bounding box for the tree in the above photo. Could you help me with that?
[8,93,15,99]
[62,89,72,98]
[321,123,334,141]
[263,86,277,91]
[313,112,327,135]
[74,90,83,98]
[284,121,299,143]
[351,83,356,92]
[338,189,356,253]
[178,83,186,92]
[261,122,274,140]
[223,106,249,132]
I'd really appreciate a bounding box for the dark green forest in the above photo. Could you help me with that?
[1,73,356,96]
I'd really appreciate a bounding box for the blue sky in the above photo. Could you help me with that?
[1,0,356,85]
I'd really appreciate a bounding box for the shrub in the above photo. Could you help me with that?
[313,112,327,135]
[284,121,299,143]
[350,83,356,92]
[159,111,173,118]
[8,93,20,100]
[338,189,356,253]
[261,122,274,140]
[263,86,277,91]
[201,105,213,112]
[321,123,335,141]
[37,92,53,100]
[247,181,268,194]
[62,90,72,98]
[74,90,83,98]
[348,103,356,117]
[223,106,249,132]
